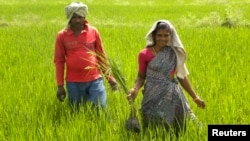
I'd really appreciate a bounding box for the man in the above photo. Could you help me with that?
[54,2,117,111]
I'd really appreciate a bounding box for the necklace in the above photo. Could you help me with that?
[152,47,157,55]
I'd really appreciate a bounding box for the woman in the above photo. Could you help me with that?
[127,20,205,136]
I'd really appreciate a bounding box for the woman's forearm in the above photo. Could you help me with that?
[133,77,145,90]
[133,72,146,90]
[178,76,198,99]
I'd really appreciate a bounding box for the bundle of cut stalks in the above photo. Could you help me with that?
[108,59,141,133]
[84,51,141,133]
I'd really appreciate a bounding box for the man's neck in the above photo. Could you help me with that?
[71,25,84,36]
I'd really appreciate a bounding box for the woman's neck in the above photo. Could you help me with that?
[152,45,165,53]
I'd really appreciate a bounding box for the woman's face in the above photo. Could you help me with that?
[154,29,170,47]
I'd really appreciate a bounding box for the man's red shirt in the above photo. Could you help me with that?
[54,22,109,86]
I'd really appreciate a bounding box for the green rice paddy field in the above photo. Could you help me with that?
[0,0,250,140]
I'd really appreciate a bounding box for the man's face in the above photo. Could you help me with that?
[69,13,85,28]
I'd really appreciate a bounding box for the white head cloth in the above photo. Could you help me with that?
[64,2,88,25]
[145,19,189,79]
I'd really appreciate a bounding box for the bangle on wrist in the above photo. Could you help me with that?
[133,87,138,90]
[193,97,200,102]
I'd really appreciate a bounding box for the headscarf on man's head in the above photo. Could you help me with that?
[145,20,189,79]
[64,2,88,25]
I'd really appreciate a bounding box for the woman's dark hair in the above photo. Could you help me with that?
[152,22,171,37]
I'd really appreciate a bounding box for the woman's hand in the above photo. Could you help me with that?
[127,87,138,102]
[193,97,206,108]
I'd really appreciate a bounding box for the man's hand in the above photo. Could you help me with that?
[57,86,66,102]
[109,81,118,91]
